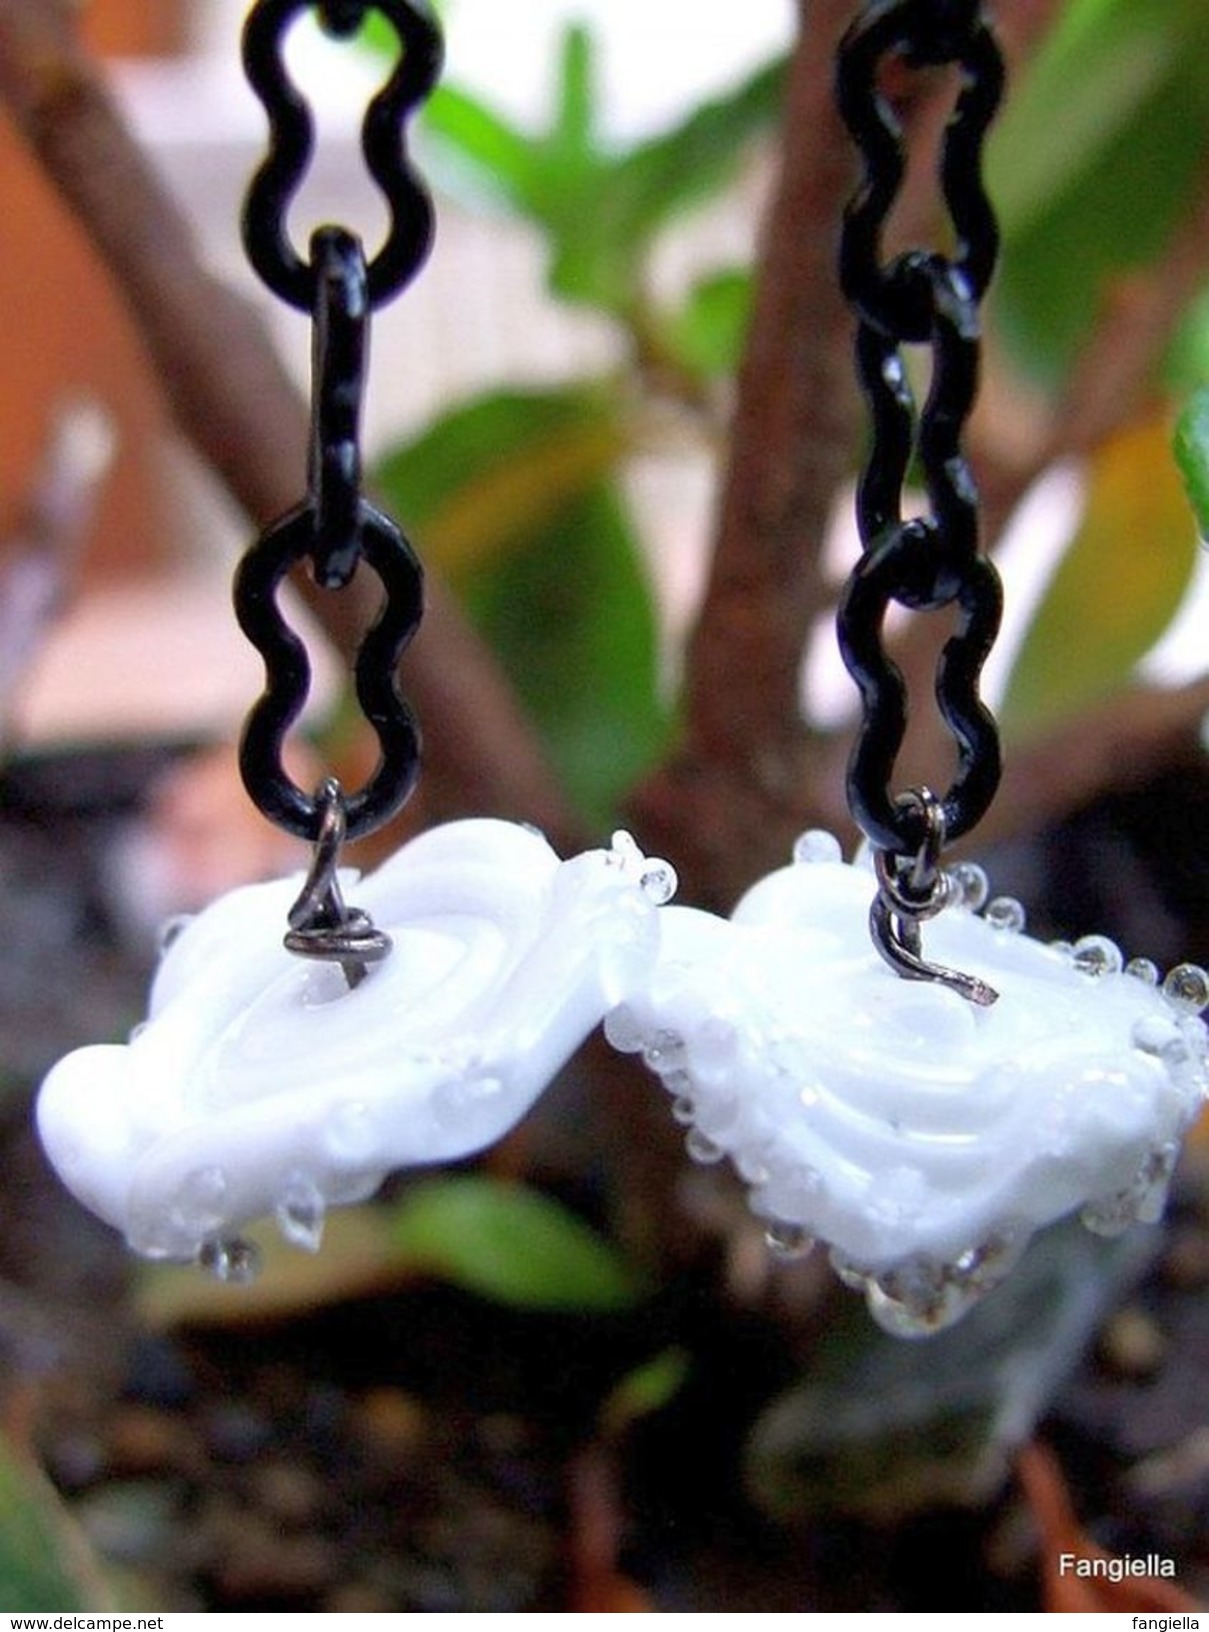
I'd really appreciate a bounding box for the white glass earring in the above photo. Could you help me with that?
[605,834,1208,1336]
[37,820,674,1275]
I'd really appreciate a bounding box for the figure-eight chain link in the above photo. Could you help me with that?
[235,0,441,981]
[835,0,1005,1003]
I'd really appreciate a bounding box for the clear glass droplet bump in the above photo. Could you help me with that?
[172,1166,230,1238]
[639,861,677,906]
[685,1127,725,1165]
[1073,934,1123,977]
[199,1237,262,1285]
[1126,957,1160,986]
[947,861,989,912]
[764,1219,815,1262]
[984,896,1026,933]
[1164,964,1209,1015]
[275,1173,326,1253]
[792,830,842,866]
[671,1095,697,1127]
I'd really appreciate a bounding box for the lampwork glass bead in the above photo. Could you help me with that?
[37,820,671,1266]
[606,832,1208,1337]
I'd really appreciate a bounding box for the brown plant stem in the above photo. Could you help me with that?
[983,674,1209,848]
[629,0,862,907]
[0,0,582,849]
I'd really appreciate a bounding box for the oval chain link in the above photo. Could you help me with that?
[835,0,1004,860]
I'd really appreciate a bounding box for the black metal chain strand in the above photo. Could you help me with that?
[317,1,371,36]
[235,0,436,846]
[835,0,1004,856]
[242,0,441,311]
[308,226,369,589]
[836,1,1002,342]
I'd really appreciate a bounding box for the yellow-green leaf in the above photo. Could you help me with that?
[1001,417,1198,738]
[374,387,631,585]
[390,1177,642,1312]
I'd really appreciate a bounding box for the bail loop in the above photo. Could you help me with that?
[284,778,393,988]
[869,788,999,1007]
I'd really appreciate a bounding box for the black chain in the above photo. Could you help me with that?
[835,0,1004,864]
[235,0,440,849]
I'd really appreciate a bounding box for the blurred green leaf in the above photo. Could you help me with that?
[424,82,556,212]
[588,58,784,297]
[391,1177,642,1311]
[375,387,630,582]
[374,385,668,822]
[1001,417,1198,738]
[663,268,753,378]
[423,25,784,313]
[1174,385,1209,540]
[465,479,667,823]
[357,1,444,56]
[989,0,1209,382]
[600,1348,690,1438]
[357,12,398,54]
[0,1436,115,1611]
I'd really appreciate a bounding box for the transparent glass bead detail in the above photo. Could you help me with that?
[1081,1143,1179,1236]
[984,896,1026,933]
[275,1172,326,1253]
[1163,963,1209,1015]
[1126,957,1161,986]
[685,1127,725,1165]
[640,862,678,907]
[946,860,989,912]
[173,1167,230,1239]
[1073,934,1124,977]
[764,1219,816,1262]
[199,1237,262,1285]
[793,830,843,867]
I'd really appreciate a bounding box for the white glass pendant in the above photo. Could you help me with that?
[606,833,1208,1336]
[37,820,674,1273]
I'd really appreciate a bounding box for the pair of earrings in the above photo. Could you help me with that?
[36,812,1208,1336]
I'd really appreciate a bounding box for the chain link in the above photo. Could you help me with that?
[242,0,441,311]
[835,0,1004,861]
[235,0,437,852]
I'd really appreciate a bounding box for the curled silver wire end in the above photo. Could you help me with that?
[870,788,998,1008]
[285,777,392,989]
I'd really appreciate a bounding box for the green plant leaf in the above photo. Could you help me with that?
[663,268,754,378]
[606,59,784,252]
[421,26,784,314]
[1001,417,1198,738]
[420,83,540,209]
[464,479,668,823]
[600,1348,691,1438]
[375,386,631,582]
[357,2,445,56]
[988,0,1209,382]
[390,1177,643,1312]
[0,1436,115,1611]
[1173,385,1209,540]
[373,385,668,823]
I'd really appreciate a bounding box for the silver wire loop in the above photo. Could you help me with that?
[870,788,998,1007]
[285,778,393,988]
